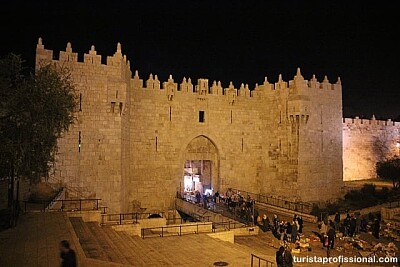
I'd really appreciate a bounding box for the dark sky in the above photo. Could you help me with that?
[1,0,399,119]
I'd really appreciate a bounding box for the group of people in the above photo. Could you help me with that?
[318,211,382,250]
[317,219,336,249]
[255,212,304,244]
[224,188,255,221]
[274,214,304,243]
[333,212,381,239]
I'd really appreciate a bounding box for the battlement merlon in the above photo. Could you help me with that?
[343,116,400,127]
[35,37,53,69]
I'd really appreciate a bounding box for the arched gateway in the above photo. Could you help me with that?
[179,135,220,199]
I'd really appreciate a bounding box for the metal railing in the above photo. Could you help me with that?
[230,188,313,214]
[212,220,247,231]
[23,198,106,213]
[101,212,164,226]
[250,254,275,267]
[387,200,400,208]
[177,196,254,226]
[141,220,248,239]
[141,222,212,239]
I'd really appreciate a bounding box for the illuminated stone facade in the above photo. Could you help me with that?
[36,39,345,212]
[343,117,400,181]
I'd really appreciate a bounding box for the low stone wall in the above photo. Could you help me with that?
[381,206,400,221]
[232,226,259,236]
[66,210,102,223]
[207,230,234,243]
[112,224,141,236]
[138,218,166,228]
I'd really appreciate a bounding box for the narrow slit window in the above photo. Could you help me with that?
[155,136,158,152]
[119,103,123,115]
[199,111,205,123]
[79,93,82,111]
[169,106,172,121]
[111,102,116,113]
[320,105,323,124]
[78,131,81,152]
[230,110,233,124]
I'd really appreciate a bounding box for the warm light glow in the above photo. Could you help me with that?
[397,142,400,148]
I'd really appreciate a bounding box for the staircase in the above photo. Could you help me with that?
[69,216,251,266]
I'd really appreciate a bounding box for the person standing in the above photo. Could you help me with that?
[372,218,380,239]
[273,214,279,231]
[297,216,303,234]
[291,220,298,243]
[319,220,328,246]
[334,212,340,231]
[283,246,293,267]
[195,191,201,205]
[276,246,285,267]
[285,221,292,242]
[327,226,335,249]
[355,214,361,235]
[59,240,77,267]
[349,214,356,237]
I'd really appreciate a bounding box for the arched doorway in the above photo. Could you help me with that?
[180,135,219,199]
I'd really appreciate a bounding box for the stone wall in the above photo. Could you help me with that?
[343,117,400,181]
[36,38,344,212]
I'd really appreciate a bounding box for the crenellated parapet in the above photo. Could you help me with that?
[36,38,342,103]
[343,116,400,127]
[35,38,131,72]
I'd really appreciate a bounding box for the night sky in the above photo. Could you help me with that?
[1,1,398,119]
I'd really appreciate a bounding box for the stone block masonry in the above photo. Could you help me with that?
[343,116,400,181]
[36,38,346,213]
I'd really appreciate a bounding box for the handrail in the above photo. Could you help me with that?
[45,187,65,210]
[387,200,400,208]
[230,188,313,214]
[101,212,164,226]
[173,202,212,222]
[212,221,246,231]
[250,253,275,267]
[23,198,105,213]
[140,220,249,239]
[141,222,213,239]
[176,197,254,226]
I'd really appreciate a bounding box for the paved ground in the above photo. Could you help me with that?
[0,211,399,267]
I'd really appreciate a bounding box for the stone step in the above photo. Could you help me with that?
[117,232,176,266]
[85,222,131,265]
[101,227,147,266]
[69,217,109,261]
[114,232,152,266]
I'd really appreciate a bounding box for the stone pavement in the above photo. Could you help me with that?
[0,211,399,267]
[0,212,83,267]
